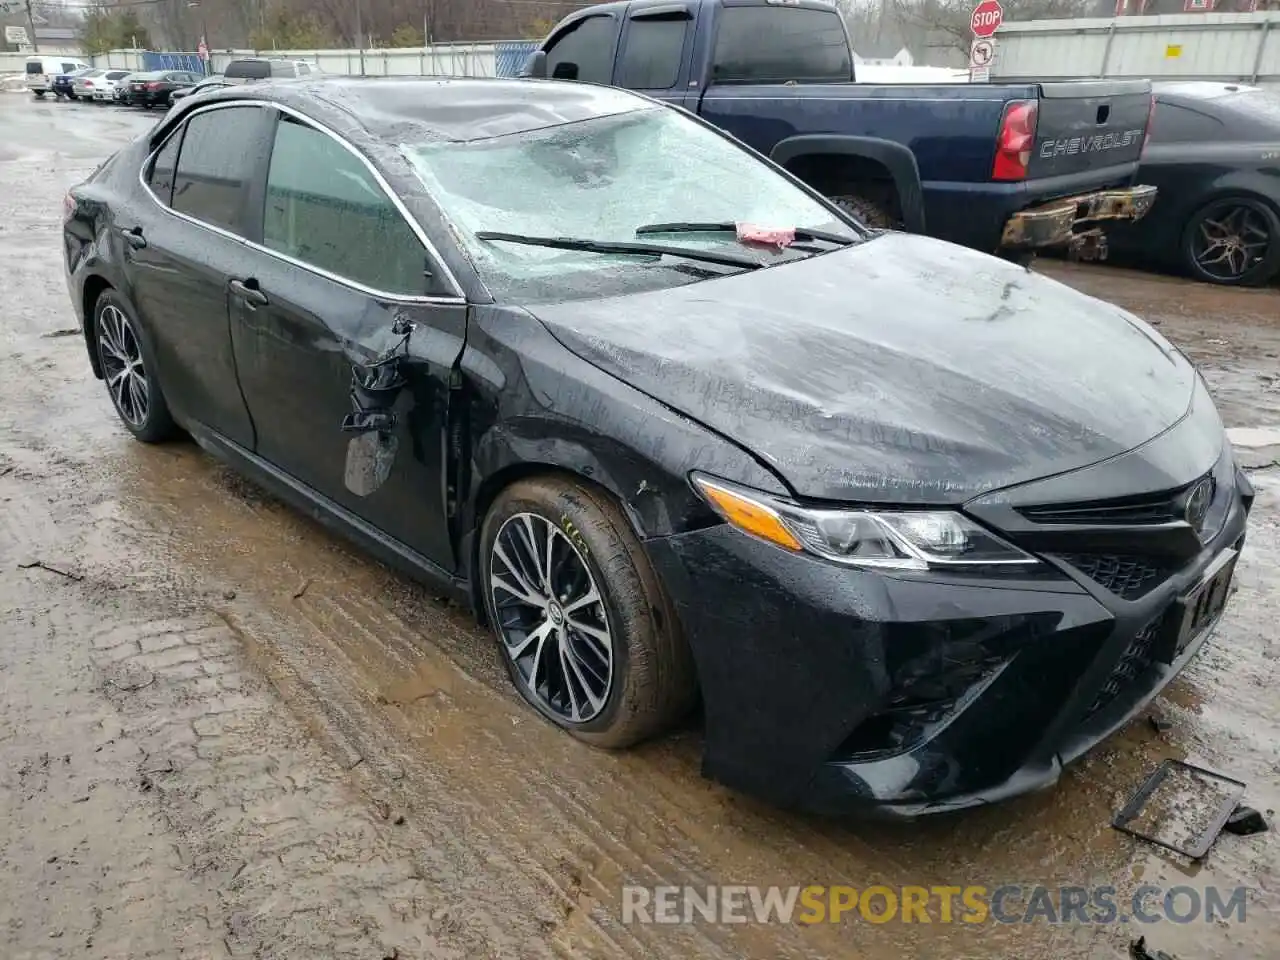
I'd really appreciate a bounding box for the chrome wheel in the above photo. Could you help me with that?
[97,304,149,427]
[1192,203,1274,281]
[489,513,614,723]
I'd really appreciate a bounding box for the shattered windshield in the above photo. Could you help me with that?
[401,106,858,301]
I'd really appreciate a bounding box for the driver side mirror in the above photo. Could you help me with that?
[522,50,548,79]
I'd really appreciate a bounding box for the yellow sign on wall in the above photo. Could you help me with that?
[1166,44,1183,58]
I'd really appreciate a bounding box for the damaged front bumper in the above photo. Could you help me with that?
[643,446,1250,818]
[1000,185,1158,260]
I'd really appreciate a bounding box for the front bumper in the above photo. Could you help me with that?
[645,439,1251,817]
[1000,185,1158,258]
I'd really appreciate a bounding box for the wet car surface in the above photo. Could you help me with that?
[4,95,1280,960]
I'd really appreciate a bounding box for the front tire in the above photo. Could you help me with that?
[480,477,697,748]
[93,290,177,443]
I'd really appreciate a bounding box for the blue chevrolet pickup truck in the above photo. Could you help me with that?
[523,0,1157,257]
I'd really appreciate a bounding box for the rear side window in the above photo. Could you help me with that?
[712,7,852,83]
[544,15,617,84]
[107,71,128,81]
[226,60,271,80]
[619,16,688,89]
[1152,102,1224,143]
[171,107,263,234]
[147,132,184,206]
[263,117,431,296]
[62,63,79,74]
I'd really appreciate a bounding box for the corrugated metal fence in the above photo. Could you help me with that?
[2,40,539,78]
[992,12,1280,87]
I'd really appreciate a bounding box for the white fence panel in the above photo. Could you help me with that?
[993,12,1280,86]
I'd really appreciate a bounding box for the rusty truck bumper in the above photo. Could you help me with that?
[1000,185,1158,260]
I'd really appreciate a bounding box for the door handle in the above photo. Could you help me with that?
[118,226,147,249]
[229,278,269,308]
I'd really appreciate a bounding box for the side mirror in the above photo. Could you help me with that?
[522,50,548,79]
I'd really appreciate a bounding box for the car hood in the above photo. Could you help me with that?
[526,233,1197,504]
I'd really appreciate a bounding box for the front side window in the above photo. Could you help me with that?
[403,105,857,302]
[297,63,312,76]
[712,6,852,83]
[263,117,432,296]
[619,16,688,89]
[544,15,617,83]
[171,106,262,234]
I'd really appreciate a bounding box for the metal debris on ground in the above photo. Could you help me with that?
[1130,936,1178,960]
[1223,804,1270,836]
[1112,758,1247,860]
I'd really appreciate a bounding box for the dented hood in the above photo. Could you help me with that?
[528,233,1197,504]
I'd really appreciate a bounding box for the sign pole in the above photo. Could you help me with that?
[25,0,38,53]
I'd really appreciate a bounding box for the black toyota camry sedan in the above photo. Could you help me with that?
[63,77,1252,816]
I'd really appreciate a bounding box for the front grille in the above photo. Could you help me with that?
[1019,495,1180,526]
[1083,617,1162,721]
[1057,554,1171,600]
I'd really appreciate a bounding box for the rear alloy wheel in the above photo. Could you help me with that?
[94,292,176,443]
[481,477,697,748]
[1183,196,1280,286]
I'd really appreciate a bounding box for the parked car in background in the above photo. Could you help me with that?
[89,70,134,102]
[525,0,1157,260]
[24,56,92,98]
[72,69,108,101]
[124,71,202,109]
[170,76,234,102]
[222,58,317,83]
[62,78,1250,816]
[1106,82,1280,286]
[52,67,96,100]
[113,73,137,104]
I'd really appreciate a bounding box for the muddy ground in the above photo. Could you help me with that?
[1,95,1277,960]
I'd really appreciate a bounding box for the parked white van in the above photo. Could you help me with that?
[25,56,93,98]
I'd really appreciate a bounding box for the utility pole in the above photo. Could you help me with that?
[356,0,365,75]
[25,0,39,53]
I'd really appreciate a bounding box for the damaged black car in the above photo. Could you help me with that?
[62,77,1252,816]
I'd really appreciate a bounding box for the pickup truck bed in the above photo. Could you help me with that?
[525,0,1156,256]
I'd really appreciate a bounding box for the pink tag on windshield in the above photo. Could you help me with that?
[736,223,796,248]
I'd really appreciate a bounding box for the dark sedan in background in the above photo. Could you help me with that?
[61,78,1250,817]
[123,70,202,108]
[1107,82,1280,286]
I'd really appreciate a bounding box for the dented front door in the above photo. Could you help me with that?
[229,268,466,572]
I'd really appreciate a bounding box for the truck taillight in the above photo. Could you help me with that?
[992,99,1039,182]
[1141,94,1155,158]
[63,193,76,223]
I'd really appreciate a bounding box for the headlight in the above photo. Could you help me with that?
[691,474,1042,571]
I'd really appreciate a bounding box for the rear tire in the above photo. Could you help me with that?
[1181,195,1280,287]
[480,476,697,749]
[830,192,902,231]
[93,290,178,444]
[32,91,44,99]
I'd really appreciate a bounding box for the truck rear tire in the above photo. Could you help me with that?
[830,193,900,231]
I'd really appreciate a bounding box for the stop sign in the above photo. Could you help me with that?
[971,0,1004,38]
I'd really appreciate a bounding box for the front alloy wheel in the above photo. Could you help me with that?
[481,477,697,748]
[490,512,614,723]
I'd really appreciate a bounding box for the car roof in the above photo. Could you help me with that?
[1152,81,1263,101]
[190,76,653,144]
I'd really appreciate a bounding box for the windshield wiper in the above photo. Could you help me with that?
[635,222,856,246]
[474,231,763,270]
